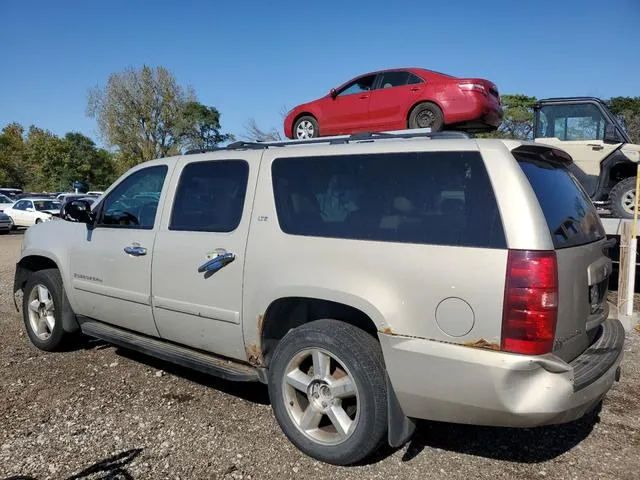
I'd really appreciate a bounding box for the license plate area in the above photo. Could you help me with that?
[589,278,608,315]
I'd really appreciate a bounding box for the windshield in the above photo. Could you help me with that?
[0,194,12,203]
[33,200,61,211]
[515,153,605,249]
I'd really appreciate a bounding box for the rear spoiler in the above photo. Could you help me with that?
[511,144,573,167]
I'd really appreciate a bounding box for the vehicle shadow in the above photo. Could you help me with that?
[2,447,142,480]
[113,347,271,405]
[399,401,602,464]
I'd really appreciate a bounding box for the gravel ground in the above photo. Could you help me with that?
[1,231,639,480]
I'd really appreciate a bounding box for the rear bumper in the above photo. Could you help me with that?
[380,318,625,427]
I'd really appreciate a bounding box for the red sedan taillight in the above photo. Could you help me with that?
[458,82,487,95]
[501,250,558,355]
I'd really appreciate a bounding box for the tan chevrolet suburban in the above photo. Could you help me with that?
[14,131,625,465]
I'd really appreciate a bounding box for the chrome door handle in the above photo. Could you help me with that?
[124,245,147,256]
[197,252,235,274]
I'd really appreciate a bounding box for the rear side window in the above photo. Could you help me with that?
[516,153,605,249]
[272,151,506,248]
[377,71,409,89]
[169,160,248,232]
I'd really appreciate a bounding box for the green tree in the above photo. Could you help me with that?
[23,126,69,191]
[63,132,117,190]
[480,94,537,140]
[0,123,27,187]
[87,65,197,162]
[607,96,640,143]
[175,101,233,151]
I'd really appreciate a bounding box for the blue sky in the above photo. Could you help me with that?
[1,0,639,146]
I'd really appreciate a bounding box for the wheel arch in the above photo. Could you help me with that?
[14,253,79,333]
[592,147,635,201]
[258,295,381,366]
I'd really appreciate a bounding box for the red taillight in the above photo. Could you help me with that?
[501,250,558,355]
[458,82,487,95]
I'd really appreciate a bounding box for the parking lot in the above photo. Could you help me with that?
[1,231,639,480]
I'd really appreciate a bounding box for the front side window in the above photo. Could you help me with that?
[0,194,12,203]
[537,103,609,141]
[272,151,506,249]
[377,71,409,89]
[13,201,28,210]
[169,160,249,232]
[337,75,376,97]
[97,165,168,229]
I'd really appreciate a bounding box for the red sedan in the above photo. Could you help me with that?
[284,67,502,139]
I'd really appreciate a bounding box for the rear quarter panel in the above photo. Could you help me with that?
[242,140,510,353]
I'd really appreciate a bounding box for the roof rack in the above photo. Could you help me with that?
[185,128,473,154]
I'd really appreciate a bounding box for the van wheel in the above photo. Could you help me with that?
[409,102,444,131]
[609,177,637,219]
[22,269,71,351]
[268,319,388,465]
[294,116,319,139]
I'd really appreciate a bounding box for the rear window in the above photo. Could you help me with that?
[516,154,605,249]
[272,151,506,249]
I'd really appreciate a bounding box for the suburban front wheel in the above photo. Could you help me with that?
[22,269,71,351]
[609,177,637,219]
[268,319,388,465]
[293,116,319,139]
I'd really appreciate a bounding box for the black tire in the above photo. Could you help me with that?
[0,230,8,235]
[293,115,319,139]
[35,218,42,224]
[22,269,71,351]
[268,319,388,465]
[408,102,444,131]
[609,177,637,219]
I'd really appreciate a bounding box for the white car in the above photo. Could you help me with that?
[0,193,14,212]
[4,198,62,227]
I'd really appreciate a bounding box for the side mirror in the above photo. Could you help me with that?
[604,124,621,144]
[330,88,337,99]
[61,199,94,226]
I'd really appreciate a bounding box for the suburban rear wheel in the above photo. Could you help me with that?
[609,177,637,219]
[268,319,388,466]
[293,116,319,139]
[22,269,70,351]
[409,102,444,131]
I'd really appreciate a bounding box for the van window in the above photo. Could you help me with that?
[272,151,506,248]
[515,153,605,248]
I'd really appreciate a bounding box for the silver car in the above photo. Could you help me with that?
[13,132,625,465]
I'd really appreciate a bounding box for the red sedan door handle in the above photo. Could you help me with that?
[359,94,369,99]
[410,87,422,92]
